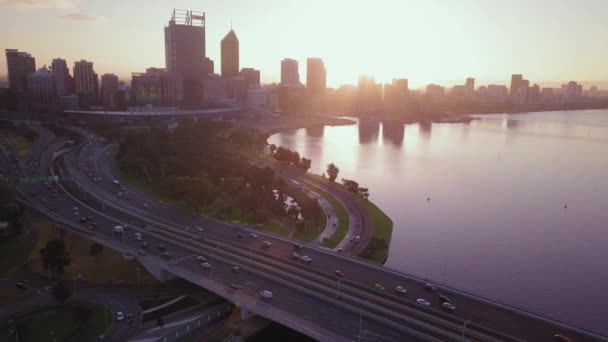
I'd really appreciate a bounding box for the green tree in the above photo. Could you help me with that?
[326,163,340,183]
[298,158,312,172]
[40,239,71,274]
[89,242,104,257]
[52,281,71,302]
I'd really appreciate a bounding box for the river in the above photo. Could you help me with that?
[268,109,608,335]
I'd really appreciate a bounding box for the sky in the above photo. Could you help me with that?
[0,0,607,88]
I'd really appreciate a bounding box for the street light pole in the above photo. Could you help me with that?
[358,304,362,342]
[337,278,341,298]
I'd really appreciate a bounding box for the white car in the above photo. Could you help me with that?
[442,302,456,311]
[249,233,258,239]
[196,255,207,261]
[395,286,407,295]
[259,290,273,299]
[300,255,312,263]
[133,232,142,238]
[416,298,431,307]
[201,262,211,269]
[113,180,120,185]
[292,252,300,259]
[355,235,361,242]
[143,203,149,208]
[116,311,124,321]
[262,240,272,247]
[374,284,385,291]
[196,226,205,232]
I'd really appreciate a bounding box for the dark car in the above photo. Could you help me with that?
[424,283,437,291]
[16,280,31,290]
[439,294,452,304]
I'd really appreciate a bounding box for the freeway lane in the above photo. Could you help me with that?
[68,129,608,341]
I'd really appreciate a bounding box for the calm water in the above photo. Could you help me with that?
[268,110,608,335]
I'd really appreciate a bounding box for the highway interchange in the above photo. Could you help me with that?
[1,121,605,342]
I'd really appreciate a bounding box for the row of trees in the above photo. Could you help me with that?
[342,178,370,200]
[272,145,311,172]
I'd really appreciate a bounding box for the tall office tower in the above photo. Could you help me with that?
[465,77,475,95]
[27,66,55,105]
[281,58,300,86]
[240,68,260,87]
[204,57,214,75]
[306,58,326,98]
[51,58,70,97]
[510,74,523,97]
[100,73,119,110]
[73,60,99,108]
[5,49,36,91]
[164,9,206,107]
[221,28,239,78]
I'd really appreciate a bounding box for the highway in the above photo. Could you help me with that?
[2,122,606,342]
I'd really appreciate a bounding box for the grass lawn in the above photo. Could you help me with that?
[26,218,158,285]
[0,228,32,275]
[0,129,36,159]
[301,181,349,249]
[114,161,186,209]
[308,174,393,263]
[0,302,111,342]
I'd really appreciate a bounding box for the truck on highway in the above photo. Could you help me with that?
[113,225,124,234]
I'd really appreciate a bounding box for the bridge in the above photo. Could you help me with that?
[2,122,604,342]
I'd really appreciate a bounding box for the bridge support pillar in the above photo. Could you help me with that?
[240,305,249,320]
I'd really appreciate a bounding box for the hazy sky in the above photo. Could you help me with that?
[1,0,607,88]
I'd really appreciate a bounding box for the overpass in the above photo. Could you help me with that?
[3,123,606,342]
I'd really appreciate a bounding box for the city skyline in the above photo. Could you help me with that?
[1,0,608,88]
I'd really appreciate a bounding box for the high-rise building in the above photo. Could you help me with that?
[510,74,523,97]
[221,29,239,78]
[100,73,119,110]
[73,60,99,108]
[27,66,55,105]
[51,58,70,97]
[131,69,183,107]
[204,57,214,75]
[240,68,260,87]
[5,49,36,91]
[384,78,409,113]
[281,58,300,86]
[164,9,206,106]
[306,58,326,98]
[465,77,475,98]
[131,72,162,106]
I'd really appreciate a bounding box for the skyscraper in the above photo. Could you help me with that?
[27,66,55,105]
[240,68,260,87]
[306,58,326,98]
[100,73,119,110]
[204,57,214,75]
[164,9,206,106]
[51,58,70,97]
[221,29,239,78]
[510,74,523,97]
[281,58,300,86]
[5,49,35,91]
[73,60,99,108]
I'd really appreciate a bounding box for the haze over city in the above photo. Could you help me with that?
[1,0,608,87]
